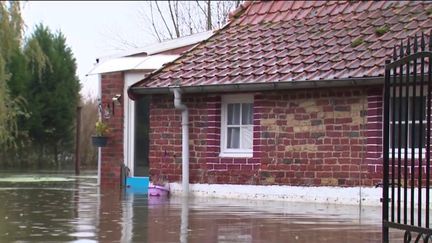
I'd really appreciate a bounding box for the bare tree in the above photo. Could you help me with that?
[138,0,240,43]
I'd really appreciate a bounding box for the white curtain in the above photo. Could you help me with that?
[242,126,253,149]
[242,103,253,125]
[226,103,253,149]
[228,128,240,148]
[228,104,240,125]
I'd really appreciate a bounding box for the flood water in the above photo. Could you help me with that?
[0,173,403,242]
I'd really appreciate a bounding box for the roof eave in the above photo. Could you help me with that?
[128,77,384,98]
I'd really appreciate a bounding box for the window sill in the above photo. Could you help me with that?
[219,152,253,158]
[389,149,427,159]
[389,155,427,159]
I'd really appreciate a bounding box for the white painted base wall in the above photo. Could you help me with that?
[169,183,383,206]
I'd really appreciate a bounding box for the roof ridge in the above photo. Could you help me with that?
[228,0,254,21]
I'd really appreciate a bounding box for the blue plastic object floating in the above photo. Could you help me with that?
[126,177,149,193]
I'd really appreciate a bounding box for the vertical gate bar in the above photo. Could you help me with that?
[397,46,403,224]
[410,37,416,226]
[407,39,417,225]
[404,41,409,225]
[383,59,391,243]
[391,54,397,223]
[418,35,424,227]
[426,32,432,228]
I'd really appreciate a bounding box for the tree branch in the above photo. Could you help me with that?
[148,2,162,42]
[206,0,212,30]
[155,1,174,39]
[195,0,207,16]
[104,0,239,45]
[168,0,180,38]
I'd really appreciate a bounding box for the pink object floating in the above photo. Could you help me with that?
[148,183,169,197]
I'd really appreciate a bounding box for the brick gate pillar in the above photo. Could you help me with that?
[100,72,124,188]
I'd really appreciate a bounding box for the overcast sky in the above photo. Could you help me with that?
[21,1,155,99]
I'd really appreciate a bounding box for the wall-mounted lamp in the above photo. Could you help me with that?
[111,94,122,116]
[112,94,122,105]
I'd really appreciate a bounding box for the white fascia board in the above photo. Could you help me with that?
[124,30,213,56]
[134,55,179,70]
[87,55,178,75]
[96,30,213,62]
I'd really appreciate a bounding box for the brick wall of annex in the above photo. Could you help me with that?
[100,72,124,188]
[256,88,371,186]
[148,86,383,187]
[364,87,384,186]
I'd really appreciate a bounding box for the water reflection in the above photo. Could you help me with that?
[180,197,189,243]
[0,173,404,242]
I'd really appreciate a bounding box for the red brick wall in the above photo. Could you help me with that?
[365,87,384,186]
[148,86,383,187]
[256,88,370,186]
[100,72,124,188]
[149,95,209,183]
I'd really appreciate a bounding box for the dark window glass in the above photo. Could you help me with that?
[241,103,253,125]
[390,95,426,149]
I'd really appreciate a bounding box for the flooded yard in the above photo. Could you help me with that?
[0,173,403,242]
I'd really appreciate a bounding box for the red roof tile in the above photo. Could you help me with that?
[131,0,432,94]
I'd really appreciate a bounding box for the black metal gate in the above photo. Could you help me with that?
[383,33,432,243]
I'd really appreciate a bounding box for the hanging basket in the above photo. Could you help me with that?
[92,136,108,147]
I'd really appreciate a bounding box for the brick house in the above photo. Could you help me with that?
[108,1,431,203]
[89,31,213,187]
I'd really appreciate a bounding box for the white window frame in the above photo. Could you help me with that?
[220,94,254,158]
[389,86,427,159]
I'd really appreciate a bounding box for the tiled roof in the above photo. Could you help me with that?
[130,1,432,93]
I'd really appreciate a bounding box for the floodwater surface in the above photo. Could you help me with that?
[0,173,403,242]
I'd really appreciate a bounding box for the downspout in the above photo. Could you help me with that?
[171,88,189,196]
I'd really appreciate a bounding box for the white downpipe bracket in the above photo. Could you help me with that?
[171,88,189,196]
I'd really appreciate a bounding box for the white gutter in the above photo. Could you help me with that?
[171,88,189,196]
[130,77,384,96]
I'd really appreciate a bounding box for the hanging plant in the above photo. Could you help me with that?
[91,120,109,147]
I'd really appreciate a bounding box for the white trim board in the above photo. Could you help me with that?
[93,31,213,64]
[124,72,148,176]
[88,55,179,75]
[169,183,382,206]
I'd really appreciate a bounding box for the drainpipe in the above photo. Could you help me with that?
[171,88,189,196]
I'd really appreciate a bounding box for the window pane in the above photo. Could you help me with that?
[227,104,240,125]
[392,124,407,149]
[412,97,426,121]
[242,103,253,125]
[411,124,426,148]
[242,126,253,149]
[227,127,240,148]
[392,97,407,121]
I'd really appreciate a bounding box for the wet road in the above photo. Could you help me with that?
[0,173,403,242]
